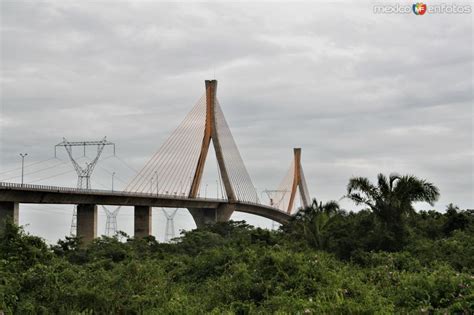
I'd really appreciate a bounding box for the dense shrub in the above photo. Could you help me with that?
[1,207,473,314]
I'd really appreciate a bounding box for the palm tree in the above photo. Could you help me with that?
[346,173,440,249]
[291,199,340,248]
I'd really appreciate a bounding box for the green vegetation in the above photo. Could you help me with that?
[1,173,473,314]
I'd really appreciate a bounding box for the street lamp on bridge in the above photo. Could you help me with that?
[111,172,115,192]
[19,153,28,186]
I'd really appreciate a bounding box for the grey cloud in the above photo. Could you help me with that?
[0,0,472,243]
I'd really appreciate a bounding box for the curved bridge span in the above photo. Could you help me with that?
[0,80,310,244]
[0,182,292,241]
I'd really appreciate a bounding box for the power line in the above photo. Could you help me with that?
[27,168,76,184]
[0,157,58,176]
[0,159,68,181]
[96,165,129,185]
[114,155,139,174]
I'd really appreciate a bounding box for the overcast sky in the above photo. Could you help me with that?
[1,0,472,243]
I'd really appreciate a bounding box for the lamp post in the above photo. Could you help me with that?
[205,183,208,199]
[155,171,159,195]
[111,172,115,192]
[19,153,28,186]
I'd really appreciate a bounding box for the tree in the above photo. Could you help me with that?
[346,173,440,250]
[288,198,340,249]
[443,203,471,235]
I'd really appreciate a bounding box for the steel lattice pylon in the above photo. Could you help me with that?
[55,137,115,236]
[262,189,289,229]
[102,206,120,237]
[162,208,178,242]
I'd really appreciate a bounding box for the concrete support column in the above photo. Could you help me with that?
[0,202,19,232]
[188,204,235,228]
[134,206,152,238]
[77,204,97,245]
[188,208,217,228]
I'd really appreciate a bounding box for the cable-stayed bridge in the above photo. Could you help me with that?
[0,80,311,243]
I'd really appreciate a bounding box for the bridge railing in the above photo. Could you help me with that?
[0,181,289,214]
[0,181,222,202]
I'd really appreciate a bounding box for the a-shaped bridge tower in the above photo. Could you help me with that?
[125,80,259,227]
[269,148,311,214]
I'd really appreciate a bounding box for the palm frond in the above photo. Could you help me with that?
[347,177,378,201]
[388,173,401,190]
[393,175,440,206]
[378,173,390,196]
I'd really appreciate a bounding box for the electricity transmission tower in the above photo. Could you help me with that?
[55,137,115,236]
[102,206,120,236]
[262,189,289,230]
[162,208,178,242]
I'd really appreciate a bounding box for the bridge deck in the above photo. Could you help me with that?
[0,182,292,224]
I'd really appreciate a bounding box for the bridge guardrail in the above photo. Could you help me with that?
[0,181,221,202]
[0,181,288,214]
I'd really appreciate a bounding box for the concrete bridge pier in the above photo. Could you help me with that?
[76,204,97,245]
[188,204,235,228]
[134,206,152,238]
[0,201,19,232]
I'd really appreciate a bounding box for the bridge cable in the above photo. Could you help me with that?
[126,96,202,192]
[127,95,205,194]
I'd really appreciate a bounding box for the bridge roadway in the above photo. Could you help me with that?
[0,182,292,243]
